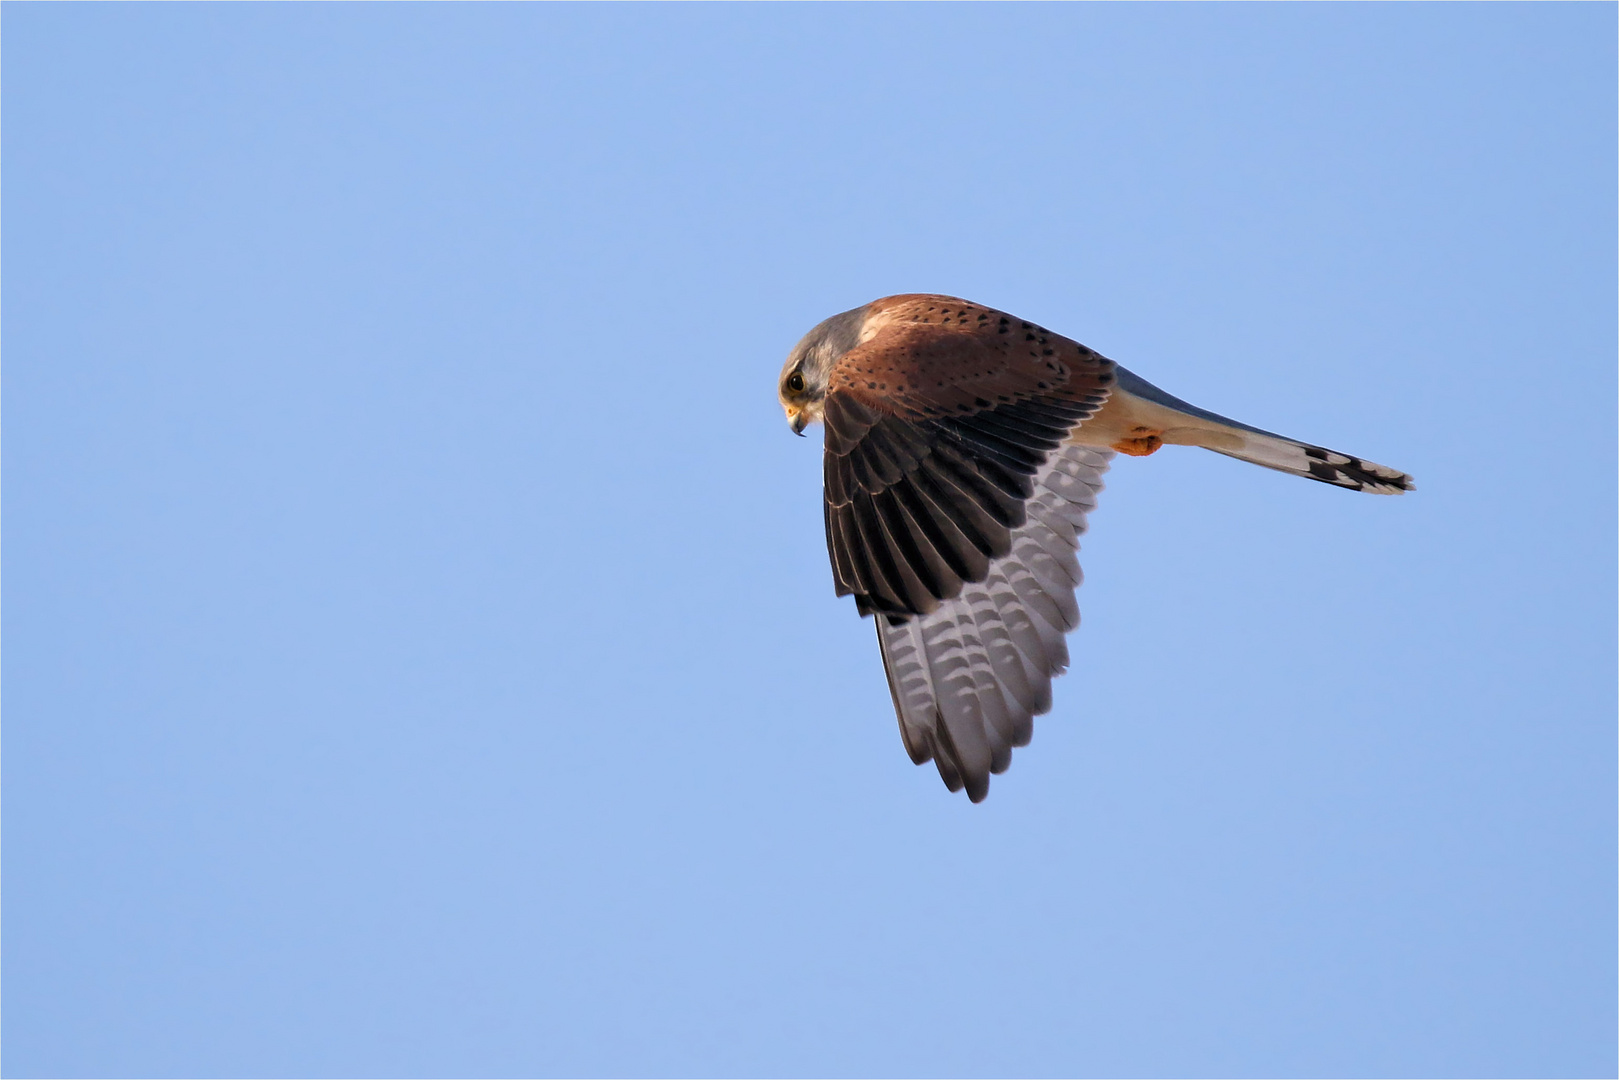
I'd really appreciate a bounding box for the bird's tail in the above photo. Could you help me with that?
[1115,368,1415,494]
[1201,432,1414,494]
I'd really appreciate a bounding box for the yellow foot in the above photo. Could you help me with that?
[1111,428,1163,456]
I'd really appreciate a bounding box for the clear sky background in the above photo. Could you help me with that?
[5,5,1614,1078]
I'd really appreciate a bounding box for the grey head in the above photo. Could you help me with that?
[778,303,869,435]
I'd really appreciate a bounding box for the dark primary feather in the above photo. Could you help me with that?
[824,394,1100,617]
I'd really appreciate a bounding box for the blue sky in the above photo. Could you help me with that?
[5,5,1614,1077]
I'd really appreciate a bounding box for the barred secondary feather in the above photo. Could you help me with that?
[877,445,1110,801]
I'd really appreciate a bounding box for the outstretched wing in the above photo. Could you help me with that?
[821,295,1115,619]
[875,445,1112,802]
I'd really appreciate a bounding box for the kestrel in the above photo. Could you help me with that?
[778,294,1412,802]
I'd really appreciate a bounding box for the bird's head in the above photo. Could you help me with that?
[779,304,867,435]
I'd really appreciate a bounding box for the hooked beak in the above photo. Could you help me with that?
[787,408,809,436]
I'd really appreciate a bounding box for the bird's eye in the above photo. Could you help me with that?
[786,372,805,393]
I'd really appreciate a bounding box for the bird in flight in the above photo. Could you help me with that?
[778,294,1412,802]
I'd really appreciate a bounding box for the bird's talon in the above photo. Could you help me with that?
[1111,433,1163,456]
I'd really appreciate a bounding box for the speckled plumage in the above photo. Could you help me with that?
[779,294,1412,802]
